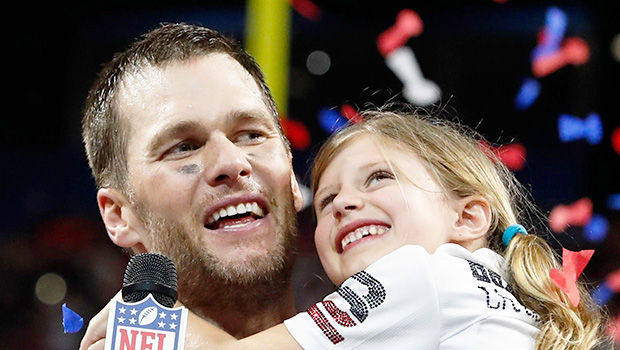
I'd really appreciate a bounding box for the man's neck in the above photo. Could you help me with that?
[178,268,298,338]
[188,286,296,338]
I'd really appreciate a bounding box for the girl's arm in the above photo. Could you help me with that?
[184,310,302,350]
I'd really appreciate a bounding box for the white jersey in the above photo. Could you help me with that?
[284,244,540,349]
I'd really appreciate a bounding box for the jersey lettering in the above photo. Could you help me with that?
[352,271,386,309]
[467,260,491,283]
[470,260,541,322]
[467,260,510,290]
[307,304,345,344]
[323,300,357,327]
[307,271,387,344]
[487,269,505,289]
[337,286,368,322]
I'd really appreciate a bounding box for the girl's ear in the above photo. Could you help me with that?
[97,188,148,253]
[451,195,492,249]
[290,171,305,213]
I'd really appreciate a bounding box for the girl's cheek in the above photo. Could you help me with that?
[314,219,330,249]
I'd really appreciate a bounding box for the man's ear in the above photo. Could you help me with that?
[290,171,305,213]
[451,195,492,246]
[97,188,147,252]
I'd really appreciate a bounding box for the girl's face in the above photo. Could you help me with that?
[313,134,460,286]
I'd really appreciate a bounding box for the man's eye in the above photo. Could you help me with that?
[165,141,201,158]
[367,170,394,186]
[237,131,267,143]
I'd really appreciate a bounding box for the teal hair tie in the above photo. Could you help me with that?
[502,224,528,247]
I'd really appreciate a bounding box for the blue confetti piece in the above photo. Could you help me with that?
[584,214,610,243]
[62,303,84,334]
[318,107,348,134]
[607,194,620,211]
[531,6,567,61]
[558,112,602,145]
[514,77,540,110]
[591,282,613,305]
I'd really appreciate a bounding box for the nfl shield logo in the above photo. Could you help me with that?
[104,294,188,350]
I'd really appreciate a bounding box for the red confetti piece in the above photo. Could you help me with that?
[377,9,424,57]
[612,127,620,155]
[478,141,527,171]
[549,248,595,307]
[532,37,590,77]
[340,104,363,124]
[290,0,321,21]
[280,117,311,150]
[606,268,620,292]
[548,197,593,233]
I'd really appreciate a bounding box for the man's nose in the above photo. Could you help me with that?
[203,134,252,186]
[331,188,363,219]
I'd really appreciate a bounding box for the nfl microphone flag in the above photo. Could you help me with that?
[104,294,188,350]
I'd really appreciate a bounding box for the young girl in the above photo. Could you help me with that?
[188,109,609,349]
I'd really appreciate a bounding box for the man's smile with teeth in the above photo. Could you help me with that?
[206,202,265,229]
[340,225,390,252]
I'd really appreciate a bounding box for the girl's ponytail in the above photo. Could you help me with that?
[504,233,609,350]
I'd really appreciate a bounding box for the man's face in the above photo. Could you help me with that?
[117,54,303,298]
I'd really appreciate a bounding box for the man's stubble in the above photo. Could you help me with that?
[132,185,299,314]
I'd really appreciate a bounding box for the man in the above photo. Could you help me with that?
[79,22,305,348]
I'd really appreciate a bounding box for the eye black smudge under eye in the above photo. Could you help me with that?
[179,164,199,174]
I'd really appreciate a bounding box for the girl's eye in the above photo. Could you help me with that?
[367,170,394,186]
[317,194,336,212]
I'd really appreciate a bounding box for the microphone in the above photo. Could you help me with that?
[105,253,187,350]
[121,252,178,308]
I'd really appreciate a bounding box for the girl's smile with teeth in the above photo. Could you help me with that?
[340,225,390,252]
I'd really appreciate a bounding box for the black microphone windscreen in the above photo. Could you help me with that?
[122,253,178,308]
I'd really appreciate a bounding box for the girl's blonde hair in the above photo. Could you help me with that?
[310,108,610,350]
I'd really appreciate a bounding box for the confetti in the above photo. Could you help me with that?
[377,9,424,57]
[514,77,540,111]
[592,268,620,305]
[340,104,362,124]
[548,197,593,233]
[384,46,441,106]
[479,141,527,172]
[280,117,311,150]
[592,282,613,306]
[584,214,610,243]
[62,303,84,334]
[531,6,567,62]
[606,268,620,292]
[558,112,602,145]
[532,37,590,77]
[290,0,321,21]
[612,127,620,155]
[549,248,595,307]
[318,107,348,134]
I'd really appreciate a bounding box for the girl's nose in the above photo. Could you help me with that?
[331,188,363,219]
